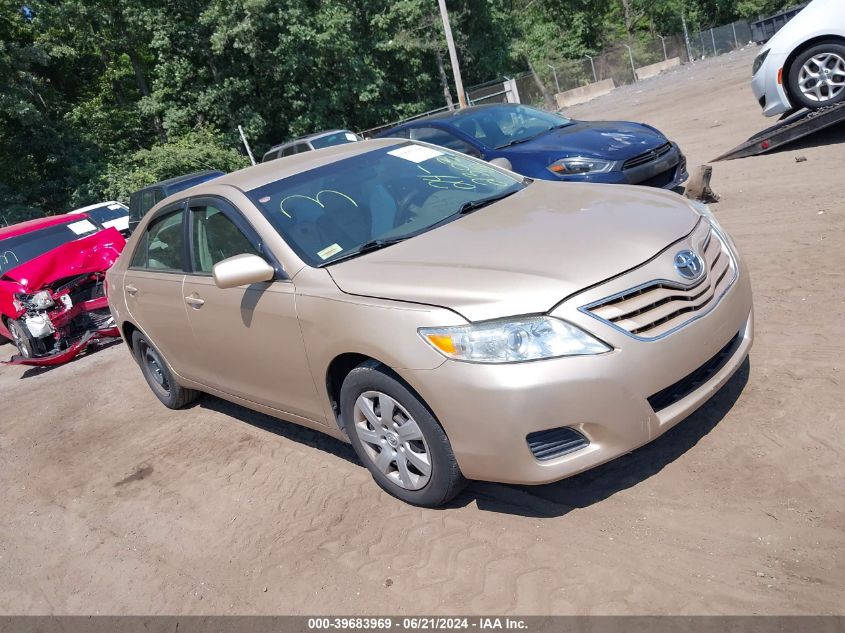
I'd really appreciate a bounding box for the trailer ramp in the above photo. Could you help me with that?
[713,102,845,162]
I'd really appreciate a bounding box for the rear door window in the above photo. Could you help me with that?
[130,208,185,272]
[141,190,156,216]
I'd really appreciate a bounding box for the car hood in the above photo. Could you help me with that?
[765,1,833,54]
[0,228,126,291]
[327,181,700,322]
[505,120,668,160]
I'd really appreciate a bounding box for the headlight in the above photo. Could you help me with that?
[752,49,769,76]
[689,200,738,251]
[548,156,613,176]
[29,290,55,309]
[419,316,611,363]
[689,200,723,231]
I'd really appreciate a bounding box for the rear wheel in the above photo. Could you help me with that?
[340,362,466,507]
[788,42,845,110]
[131,330,199,409]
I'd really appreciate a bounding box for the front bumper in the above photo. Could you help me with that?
[3,293,119,367]
[553,143,688,190]
[752,52,793,117]
[405,246,753,485]
[2,327,120,367]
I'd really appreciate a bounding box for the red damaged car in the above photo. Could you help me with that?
[0,214,125,365]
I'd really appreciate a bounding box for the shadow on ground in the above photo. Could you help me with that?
[767,121,845,155]
[715,120,845,162]
[197,395,359,466]
[194,356,751,518]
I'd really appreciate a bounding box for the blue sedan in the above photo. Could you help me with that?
[376,104,688,189]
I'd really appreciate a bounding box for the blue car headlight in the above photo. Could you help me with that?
[548,156,613,176]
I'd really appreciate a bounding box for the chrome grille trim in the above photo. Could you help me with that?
[579,227,737,341]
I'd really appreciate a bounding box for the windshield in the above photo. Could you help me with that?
[310,130,361,149]
[246,143,524,266]
[81,204,128,224]
[0,219,100,276]
[450,105,571,149]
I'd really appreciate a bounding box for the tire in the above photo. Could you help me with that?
[7,318,37,359]
[340,361,466,507]
[787,41,845,110]
[131,330,199,409]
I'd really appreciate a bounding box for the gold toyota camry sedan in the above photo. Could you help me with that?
[107,138,753,507]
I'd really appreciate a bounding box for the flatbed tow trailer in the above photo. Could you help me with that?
[713,102,845,161]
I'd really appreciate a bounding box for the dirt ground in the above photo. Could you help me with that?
[1,47,843,615]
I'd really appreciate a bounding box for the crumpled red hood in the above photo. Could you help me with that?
[0,228,126,291]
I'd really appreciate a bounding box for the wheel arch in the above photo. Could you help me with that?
[783,35,845,101]
[0,315,13,343]
[121,320,139,353]
[324,352,437,431]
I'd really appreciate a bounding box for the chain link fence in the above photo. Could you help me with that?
[467,19,756,109]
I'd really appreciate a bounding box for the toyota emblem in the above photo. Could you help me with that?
[674,250,704,280]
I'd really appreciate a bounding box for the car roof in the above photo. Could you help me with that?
[384,104,519,131]
[68,201,127,214]
[0,214,81,240]
[209,138,405,193]
[136,170,225,193]
[266,129,351,153]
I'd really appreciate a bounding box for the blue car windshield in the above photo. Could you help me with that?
[246,143,524,266]
[449,105,572,150]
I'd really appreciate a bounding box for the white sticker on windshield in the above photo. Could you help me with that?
[388,144,443,163]
[317,243,343,260]
[345,132,358,142]
[108,203,123,210]
[67,219,96,235]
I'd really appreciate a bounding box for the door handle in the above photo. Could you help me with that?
[125,285,138,296]
[184,295,205,308]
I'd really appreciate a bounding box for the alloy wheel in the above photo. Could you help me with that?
[798,52,845,103]
[353,390,432,491]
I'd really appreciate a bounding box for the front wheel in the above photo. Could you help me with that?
[7,318,38,359]
[340,362,466,507]
[788,42,845,110]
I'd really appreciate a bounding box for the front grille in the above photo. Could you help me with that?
[582,228,736,340]
[526,427,589,461]
[647,331,742,412]
[622,142,672,170]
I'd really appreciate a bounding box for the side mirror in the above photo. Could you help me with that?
[212,254,275,289]
[488,157,513,170]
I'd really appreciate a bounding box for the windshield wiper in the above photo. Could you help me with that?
[496,136,535,149]
[322,190,520,266]
[497,123,572,149]
[457,189,520,215]
[321,237,407,266]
